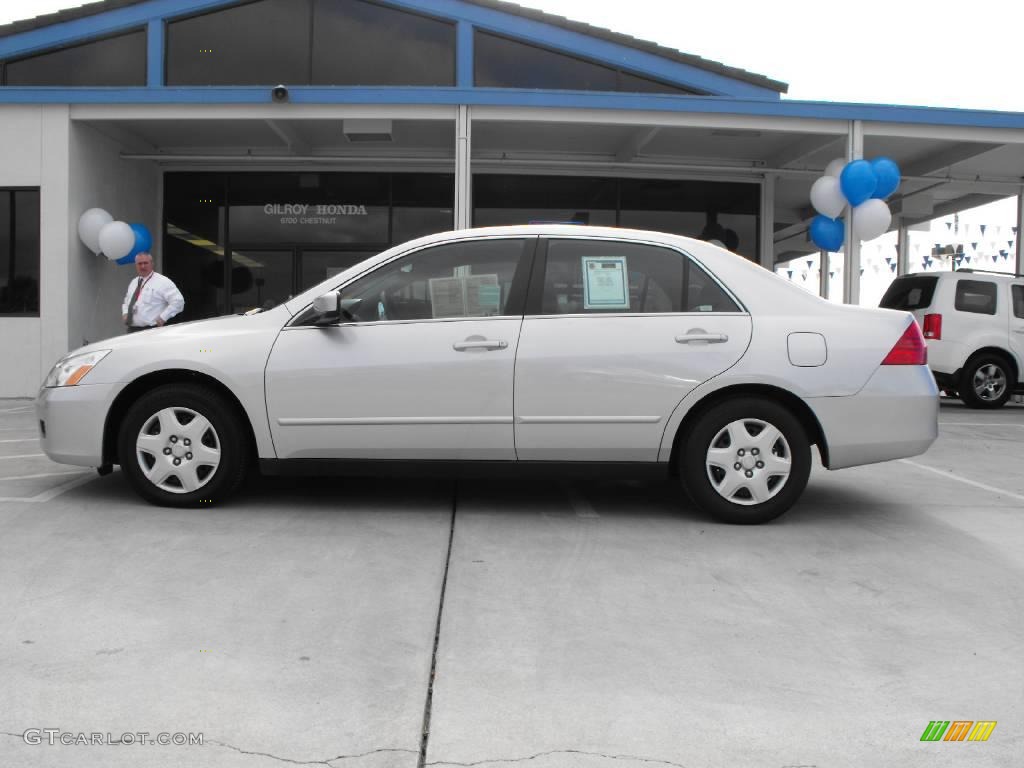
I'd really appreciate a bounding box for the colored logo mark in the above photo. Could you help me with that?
[920,721,996,742]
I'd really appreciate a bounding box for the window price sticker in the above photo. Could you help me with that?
[582,256,628,310]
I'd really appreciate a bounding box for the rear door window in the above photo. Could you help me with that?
[1012,285,1024,319]
[954,279,997,315]
[534,238,740,315]
[879,275,938,310]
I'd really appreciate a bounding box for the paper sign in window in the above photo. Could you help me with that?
[429,274,501,318]
[582,256,628,310]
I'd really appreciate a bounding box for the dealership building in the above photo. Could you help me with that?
[2,0,1024,397]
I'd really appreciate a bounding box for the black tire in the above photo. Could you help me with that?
[679,397,811,525]
[118,384,249,507]
[959,354,1013,409]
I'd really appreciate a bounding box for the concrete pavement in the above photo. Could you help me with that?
[1,399,1021,767]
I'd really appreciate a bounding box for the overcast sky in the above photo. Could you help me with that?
[3,0,1024,112]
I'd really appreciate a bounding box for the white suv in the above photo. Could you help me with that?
[880,269,1024,408]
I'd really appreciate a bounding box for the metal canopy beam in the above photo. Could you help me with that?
[767,134,843,169]
[615,127,661,162]
[901,142,1004,177]
[264,120,310,156]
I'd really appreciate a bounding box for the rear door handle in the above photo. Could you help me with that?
[453,339,508,351]
[675,333,729,344]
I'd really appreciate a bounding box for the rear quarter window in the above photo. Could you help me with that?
[879,276,938,310]
[1013,285,1024,319]
[954,279,997,315]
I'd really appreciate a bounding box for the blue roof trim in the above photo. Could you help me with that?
[0,0,777,98]
[378,0,778,98]
[456,20,473,89]
[0,0,238,59]
[146,19,162,87]
[2,85,1024,129]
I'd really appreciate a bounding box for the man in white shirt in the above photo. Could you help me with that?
[121,252,185,333]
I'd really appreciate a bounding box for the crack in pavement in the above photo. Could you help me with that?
[209,740,419,766]
[426,749,691,767]
[2,731,25,740]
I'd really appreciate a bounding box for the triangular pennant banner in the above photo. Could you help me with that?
[890,263,897,272]
[980,224,987,235]
[787,270,794,279]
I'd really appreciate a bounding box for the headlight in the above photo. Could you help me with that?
[44,350,111,388]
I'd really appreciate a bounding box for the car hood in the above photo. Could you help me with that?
[63,306,292,360]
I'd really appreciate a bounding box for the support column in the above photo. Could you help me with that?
[759,174,776,270]
[897,220,910,275]
[819,250,829,299]
[454,105,472,230]
[842,121,863,305]
[1017,186,1024,276]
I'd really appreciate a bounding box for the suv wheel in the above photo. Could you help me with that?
[118,384,249,506]
[960,354,1013,409]
[680,397,811,525]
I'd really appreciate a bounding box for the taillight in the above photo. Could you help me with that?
[922,313,942,340]
[882,321,928,365]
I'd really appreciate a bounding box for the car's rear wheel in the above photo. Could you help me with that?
[959,354,1012,409]
[118,384,248,506]
[680,397,811,524]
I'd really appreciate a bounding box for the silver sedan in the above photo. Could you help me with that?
[37,226,938,523]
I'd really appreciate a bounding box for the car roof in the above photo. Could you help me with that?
[899,270,1022,281]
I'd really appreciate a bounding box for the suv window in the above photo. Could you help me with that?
[539,239,739,315]
[954,279,997,315]
[1013,285,1024,319]
[879,275,938,310]
[335,238,527,323]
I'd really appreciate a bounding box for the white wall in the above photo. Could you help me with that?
[68,121,160,348]
[0,106,44,397]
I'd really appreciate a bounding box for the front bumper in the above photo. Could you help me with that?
[36,382,123,467]
[807,365,939,470]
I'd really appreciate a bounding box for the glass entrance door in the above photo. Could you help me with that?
[299,249,377,292]
[228,248,381,313]
[229,249,293,313]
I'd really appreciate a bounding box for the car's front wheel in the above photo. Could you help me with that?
[680,397,811,524]
[118,384,249,506]
[959,354,1013,409]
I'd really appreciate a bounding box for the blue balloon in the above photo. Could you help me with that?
[128,223,153,258]
[870,157,901,199]
[115,253,135,265]
[810,215,845,252]
[839,160,877,207]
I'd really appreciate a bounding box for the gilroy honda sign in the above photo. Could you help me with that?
[264,204,368,224]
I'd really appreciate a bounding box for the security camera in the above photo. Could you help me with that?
[271,85,289,103]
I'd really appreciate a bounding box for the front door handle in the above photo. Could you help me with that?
[675,332,729,344]
[453,339,508,351]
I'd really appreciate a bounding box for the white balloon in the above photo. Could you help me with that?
[98,221,136,261]
[77,208,113,255]
[825,157,846,178]
[852,199,892,242]
[810,176,846,219]
[706,239,726,249]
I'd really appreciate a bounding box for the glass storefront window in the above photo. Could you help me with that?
[0,189,40,315]
[166,0,311,86]
[164,172,454,317]
[312,0,455,86]
[3,31,146,86]
[474,31,700,95]
[619,178,759,262]
[473,175,617,228]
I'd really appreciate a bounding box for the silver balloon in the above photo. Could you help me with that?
[77,208,113,255]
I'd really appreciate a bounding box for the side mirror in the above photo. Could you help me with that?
[312,291,340,325]
[311,292,360,325]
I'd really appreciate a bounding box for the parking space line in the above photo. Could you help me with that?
[939,422,1024,428]
[0,406,33,414]
[0,453,45,460]
[0,470,90,482]
[900,459,1024,504]
[0,438,38,443]
[0,474,96,503]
